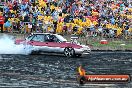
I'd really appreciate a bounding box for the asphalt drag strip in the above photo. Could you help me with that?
[0,51,131,88]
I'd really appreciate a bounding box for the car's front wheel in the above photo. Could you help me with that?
[64,47,75,57]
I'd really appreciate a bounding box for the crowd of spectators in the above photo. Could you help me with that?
[0,0,131,38]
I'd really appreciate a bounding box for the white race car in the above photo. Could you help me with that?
[15,33,91,57]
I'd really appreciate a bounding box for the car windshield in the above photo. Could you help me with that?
[55,34,67,42]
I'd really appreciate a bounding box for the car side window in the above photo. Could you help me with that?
[44,34,50,42]
[31,35,44,42]
[45,35,60,42]
[52,36,60,42]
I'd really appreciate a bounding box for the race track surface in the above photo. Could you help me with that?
[0,51,131,88]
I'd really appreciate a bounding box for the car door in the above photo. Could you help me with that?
[45,34,65,53]
[28,34,49,52]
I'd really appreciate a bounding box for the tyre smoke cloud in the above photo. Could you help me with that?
[0,35,33,55]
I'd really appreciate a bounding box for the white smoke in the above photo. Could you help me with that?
[0,34,33,55]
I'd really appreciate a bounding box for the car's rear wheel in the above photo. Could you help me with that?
[64,47,75,57]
